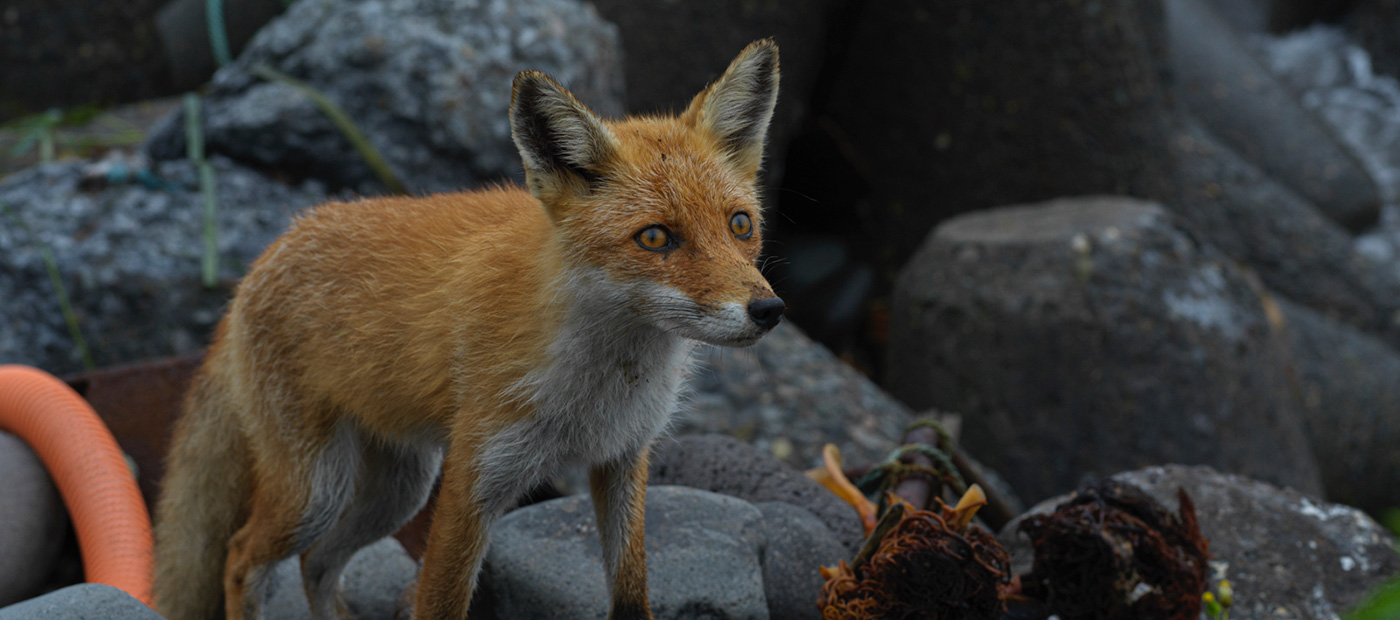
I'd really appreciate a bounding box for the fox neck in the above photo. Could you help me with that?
[501,264,696,468]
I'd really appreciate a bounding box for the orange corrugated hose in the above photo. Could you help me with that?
[0,365,154,607]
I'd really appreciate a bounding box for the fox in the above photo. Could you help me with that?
[151,39,783,620]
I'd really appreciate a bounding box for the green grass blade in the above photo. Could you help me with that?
[185,94,221,288]
[250,64,409,195]
[1,203,95,371]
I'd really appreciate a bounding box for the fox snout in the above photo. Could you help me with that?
[747,296,784,330]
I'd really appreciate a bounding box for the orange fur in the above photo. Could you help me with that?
[153,40,782,620]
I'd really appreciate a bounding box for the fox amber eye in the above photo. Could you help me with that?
[636,226,672,251]
[730,212,753,239]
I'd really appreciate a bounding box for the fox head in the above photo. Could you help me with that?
[510,39,783,347]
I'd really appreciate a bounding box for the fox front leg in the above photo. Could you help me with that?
[589,447,654,620]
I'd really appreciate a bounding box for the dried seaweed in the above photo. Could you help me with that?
[818,495,1012,620]
[1017,481,1210,620]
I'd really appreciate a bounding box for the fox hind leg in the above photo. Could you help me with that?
[299,436,442,620]
[225,422,360,620]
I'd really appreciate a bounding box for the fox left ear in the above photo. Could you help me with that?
[684,39,780,178]
[510,70,619,199]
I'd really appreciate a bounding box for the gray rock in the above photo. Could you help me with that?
[1169,114,1400,344]
[648,434,864,553]
[0,153,327,374]
[885,197,1323,503]
[0,432,68,607]
[1166,0,1380,229]
[818,0,1182,279]
[754,502,845,620]
[263,537,418,620]
[478,486,768,620]
[683,322,913,471]
[1278,298,1400,515]
[144,0,623,196]
[0,584,163,620]
[1001,466,1399,620]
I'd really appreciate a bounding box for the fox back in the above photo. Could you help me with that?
[153,40,783,620]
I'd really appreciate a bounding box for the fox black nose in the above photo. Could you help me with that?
[747,297,785,329]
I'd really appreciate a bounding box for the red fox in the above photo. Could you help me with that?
[152,40,783,620]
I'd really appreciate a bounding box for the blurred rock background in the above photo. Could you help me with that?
[3,0,1400,615]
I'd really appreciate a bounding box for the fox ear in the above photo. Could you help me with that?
[510,70,618,197]
[684,39,780,177]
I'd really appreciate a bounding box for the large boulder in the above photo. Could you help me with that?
[648,434,865,553]
[0,153,327,375]
[1001,466,1399,620]
[476,486,773,620]
[885,196,1323,502]
[1278,298,1400,514]
[1165,0,1380,230]
[0,584,163,620]
[0,433,68,607]
[813,0,1181,279]
[1168,115,1400,344]
[144,0,624,195]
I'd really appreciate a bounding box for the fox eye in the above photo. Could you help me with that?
[730,212,753,239]
[636,225,673,251]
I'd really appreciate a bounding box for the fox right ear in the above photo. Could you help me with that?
[510,70,619,199]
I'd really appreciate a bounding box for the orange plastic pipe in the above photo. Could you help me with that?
[0,365,154,607]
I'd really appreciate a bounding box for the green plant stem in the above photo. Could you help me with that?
[250,64,409,195]
[2,203,94,370]
[184,94,221,288]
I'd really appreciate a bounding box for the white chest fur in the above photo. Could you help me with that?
[472,269,697,506]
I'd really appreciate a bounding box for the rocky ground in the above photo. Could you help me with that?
[3,0,1400,618]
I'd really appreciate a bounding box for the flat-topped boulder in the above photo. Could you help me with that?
[886,196,1322,503]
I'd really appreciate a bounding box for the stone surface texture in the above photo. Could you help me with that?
[648,434,864,553]
[0,584,163,620]
[478,486,769,620]
[0,154,327,374]
[1166,0,1380,229]
[0,432,68,607]
[886,197,1322,503]
[1278,298,1400,514]
[144,0,623,196]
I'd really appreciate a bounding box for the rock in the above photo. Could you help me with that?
[648,434,864,553]
[1199,0,1271,32]
[0,584,164,620]
[144,0,624,196]
[1278,298,1400,514]
[263,537,418,620]
[816,0,1182,278]
[885,197,1323,503]
[682,322,913,471]
[1002,466,1400,620]
[1169,114,1400,344]
[754,502,847,620]
[477,486,768,620]
[1346,0,1400,81]
[584,0,844,190]
[1166,0,1380,229]
[1253,25,1400,208]
[0,153,327,375]
[0,432,68,607]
